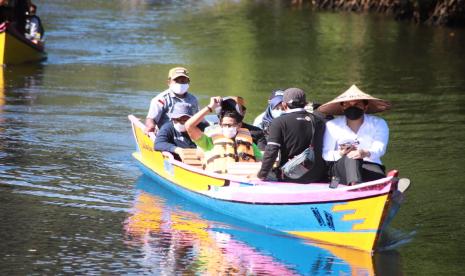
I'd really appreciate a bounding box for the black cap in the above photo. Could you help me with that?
[283,88,306,105]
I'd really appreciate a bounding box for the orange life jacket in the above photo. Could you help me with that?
[204,127,255,174]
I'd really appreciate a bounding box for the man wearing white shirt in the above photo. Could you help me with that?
[318,85,391,185]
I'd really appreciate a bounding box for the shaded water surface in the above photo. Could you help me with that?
[1,0,464,274]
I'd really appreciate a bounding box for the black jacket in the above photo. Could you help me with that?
[258,110,327,183]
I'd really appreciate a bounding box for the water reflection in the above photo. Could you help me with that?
[0,64,44,160]
[0,67,4,113]
[0,64,132,212]
[124,175,403,275]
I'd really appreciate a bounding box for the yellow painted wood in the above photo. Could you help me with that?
[0,31,45,65]
[333,195,389,231]
[171,164,225,191]
[0,32,5,64]
[133,125,225,192]
[288,195,390,252]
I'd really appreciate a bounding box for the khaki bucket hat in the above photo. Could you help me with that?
[317,84,391,115]
[168,67,189,80]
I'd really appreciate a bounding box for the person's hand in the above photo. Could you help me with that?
[347,149,370,159]
[144,126,154,135]
[257,170,267,181]
[247,174,259,180]
[0,21,8,32]
[208,96,222,111]
[339,144,356,156]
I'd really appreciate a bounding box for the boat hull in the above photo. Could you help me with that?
[0,28,46,65]
[129,115,400,252]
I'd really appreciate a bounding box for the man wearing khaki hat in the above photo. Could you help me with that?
[257,88,327,183]
[318,84,391,186]
[145,67,199,133]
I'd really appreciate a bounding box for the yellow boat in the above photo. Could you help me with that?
[0,26,46,65]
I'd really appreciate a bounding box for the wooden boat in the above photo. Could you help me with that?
[128,114,409,252]
[0,26,46,65]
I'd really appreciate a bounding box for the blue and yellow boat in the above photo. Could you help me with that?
[128,114,409,252]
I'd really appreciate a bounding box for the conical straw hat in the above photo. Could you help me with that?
[317,84,391,115]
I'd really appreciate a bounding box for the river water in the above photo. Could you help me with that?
[1,0,464,275]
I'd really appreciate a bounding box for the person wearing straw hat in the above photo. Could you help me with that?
[154,102,201,161]
[318,84,391,186]
[145,66,199,134]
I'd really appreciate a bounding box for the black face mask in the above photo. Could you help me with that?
[344,106,364,120]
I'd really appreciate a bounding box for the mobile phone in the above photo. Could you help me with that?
[338,139,358,149]
[329,176,339,189]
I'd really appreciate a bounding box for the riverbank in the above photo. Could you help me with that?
[292,0,465,27]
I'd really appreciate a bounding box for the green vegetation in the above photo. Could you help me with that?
[292,0,465,27]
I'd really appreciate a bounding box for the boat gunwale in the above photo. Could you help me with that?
[134,153,393,206]
[4,26,45,53]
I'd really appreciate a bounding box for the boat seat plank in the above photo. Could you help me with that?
[178,148,204,167]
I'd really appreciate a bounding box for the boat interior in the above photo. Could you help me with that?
[167,148,263,179]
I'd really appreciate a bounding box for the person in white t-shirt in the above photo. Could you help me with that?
[318,84,392,186]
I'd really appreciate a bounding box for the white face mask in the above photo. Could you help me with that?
[271,109,283,118]
[222,127,237,139]
[170,83,189,95]
[173,122,186,132]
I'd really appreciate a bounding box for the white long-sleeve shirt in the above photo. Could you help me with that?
[322,114,389,164]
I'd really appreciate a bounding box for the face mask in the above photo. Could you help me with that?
[173,122,186,132]
[222,127,237,139]
[170,83,189,95]
[271,109,283,118]
[344,106,364,120]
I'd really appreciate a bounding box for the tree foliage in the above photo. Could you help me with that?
[292,0,465,27]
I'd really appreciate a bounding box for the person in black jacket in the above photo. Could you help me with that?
[257,88,327,183]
